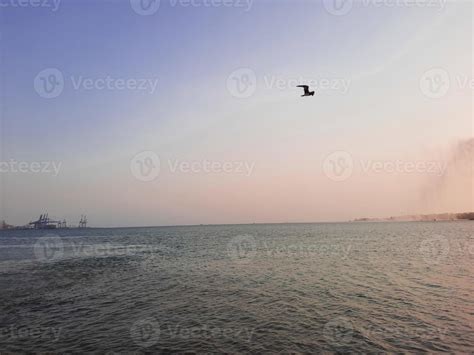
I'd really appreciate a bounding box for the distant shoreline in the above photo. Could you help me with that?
[353,212,474,222]
[1,214,473,230]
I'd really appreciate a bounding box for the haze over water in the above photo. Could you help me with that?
[1,221,472,352]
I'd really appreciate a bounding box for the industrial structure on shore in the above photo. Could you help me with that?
[27,213,87,230]
[29,214,67,229]
[1,213,89,230]
[79,215,88,228]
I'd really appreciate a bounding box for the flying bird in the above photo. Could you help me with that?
[297,85,315,97]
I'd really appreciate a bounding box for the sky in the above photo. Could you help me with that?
[0,0,472,227]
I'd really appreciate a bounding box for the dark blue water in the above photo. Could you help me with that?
[0,222,473,352]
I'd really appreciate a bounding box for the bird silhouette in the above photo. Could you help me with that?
[297,85,315,97]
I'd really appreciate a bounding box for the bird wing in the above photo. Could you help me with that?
[297,85,310,94]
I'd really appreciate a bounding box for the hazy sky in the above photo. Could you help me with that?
[0,0,472,227]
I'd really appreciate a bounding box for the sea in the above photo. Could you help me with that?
[0,221,472,352]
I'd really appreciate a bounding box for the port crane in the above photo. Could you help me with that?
[29,213,66,229]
